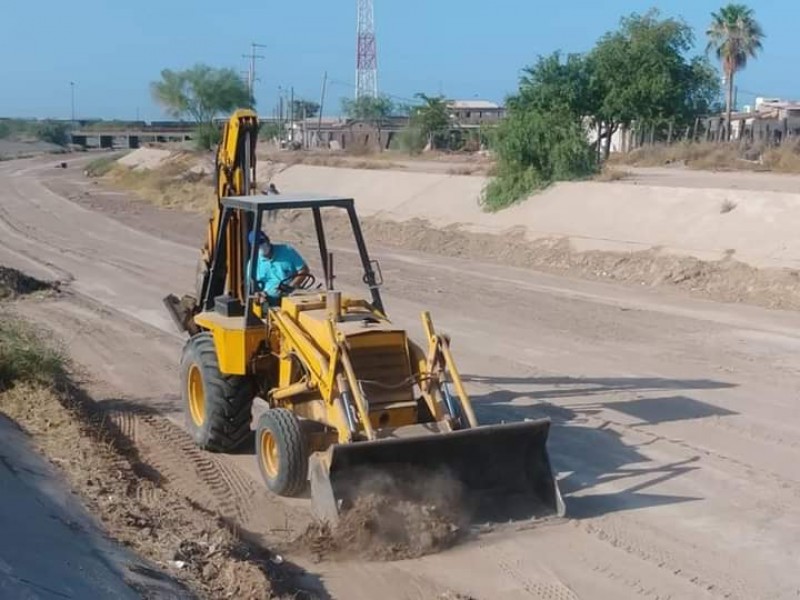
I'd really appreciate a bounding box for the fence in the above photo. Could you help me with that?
[622,116,800,152]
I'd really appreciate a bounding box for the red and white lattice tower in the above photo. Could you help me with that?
[356,0,378,99]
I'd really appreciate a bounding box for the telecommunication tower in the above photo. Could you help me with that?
[356,0,378,99]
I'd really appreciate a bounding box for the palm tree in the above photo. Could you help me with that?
[706,4,765,140]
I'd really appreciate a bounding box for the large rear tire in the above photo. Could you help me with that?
[180,333,254,452]
[255,409,308,497]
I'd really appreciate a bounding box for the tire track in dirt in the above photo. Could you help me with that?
[480,383,794,598]
[106,407,299,544]
[494,550,580,599]
[577,519,747,599]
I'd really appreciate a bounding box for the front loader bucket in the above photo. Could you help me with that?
[309,418,565,525]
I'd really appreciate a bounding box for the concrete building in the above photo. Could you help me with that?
[447,100,506,128]
[753,97,800,119]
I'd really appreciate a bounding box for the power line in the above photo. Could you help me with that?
[327,78,418,105]
[242,42,267,98]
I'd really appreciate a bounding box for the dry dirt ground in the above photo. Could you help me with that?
[0,277,314,599]
[1,154,800,599]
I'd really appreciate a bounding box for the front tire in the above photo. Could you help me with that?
[180,333,254,452]
[255,409,308,497]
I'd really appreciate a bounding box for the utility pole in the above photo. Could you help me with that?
[318,71,328,148]
[289,86,295,143]
[278,86,284,147]
[69,81,75,122]
[242,42,267,98]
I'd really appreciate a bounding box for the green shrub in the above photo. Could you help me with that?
[481,109,597,211]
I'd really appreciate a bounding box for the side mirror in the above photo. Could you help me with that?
[363,259,384,288]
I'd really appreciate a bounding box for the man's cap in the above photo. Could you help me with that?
[248,230,270,246]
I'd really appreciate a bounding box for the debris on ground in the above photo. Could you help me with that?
[0,266,57,299]
[296,468,469,562]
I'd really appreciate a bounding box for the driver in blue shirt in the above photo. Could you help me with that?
[248,231,310,304]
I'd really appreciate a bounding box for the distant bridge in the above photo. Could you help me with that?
[70,127,194,149]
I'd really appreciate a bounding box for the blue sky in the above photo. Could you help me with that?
[1,1,796,120]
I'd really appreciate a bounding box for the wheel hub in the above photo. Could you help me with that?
[187,364,205,427]
[260,430,279,478]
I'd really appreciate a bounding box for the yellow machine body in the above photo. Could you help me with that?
[165,110,565,525]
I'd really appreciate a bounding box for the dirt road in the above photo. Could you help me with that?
[1,155,799,599]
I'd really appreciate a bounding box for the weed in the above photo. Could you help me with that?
[84,155,118,177]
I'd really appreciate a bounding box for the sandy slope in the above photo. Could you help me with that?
[1,155,799,599]
[272,163,800,269]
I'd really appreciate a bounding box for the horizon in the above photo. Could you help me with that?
[1,0,797,121]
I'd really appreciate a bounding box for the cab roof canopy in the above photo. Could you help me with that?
[221,193,355,212]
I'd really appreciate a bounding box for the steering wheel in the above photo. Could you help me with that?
[277,271,317,294]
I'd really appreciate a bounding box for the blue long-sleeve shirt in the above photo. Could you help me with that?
[247,244,306,298]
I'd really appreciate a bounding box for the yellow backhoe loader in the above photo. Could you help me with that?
[164,109,565,523]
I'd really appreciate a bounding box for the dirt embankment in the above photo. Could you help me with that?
[0,269,313,600]
[82,150,800,312]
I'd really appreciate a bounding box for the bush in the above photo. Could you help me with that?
[195,123,221,151]
[481,109,597,210]
[0,317,68,390]
[35,121,70,146]
[391,127,426,155]
[259,122,281,142]
[0,122,10,139]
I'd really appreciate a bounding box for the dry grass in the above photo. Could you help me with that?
[106,162,216,213]
[260,149,403,171]
[612,141,800,174]
[0,316,68,390]
[761,142,800,173]
[446,165,482,176]
[595,166,632,182]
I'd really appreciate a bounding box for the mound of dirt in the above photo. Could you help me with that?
[297,468,468,562]
[302,494,463,562]
[0,266,56,299]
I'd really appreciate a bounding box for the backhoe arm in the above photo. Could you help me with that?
[199,110,260,310]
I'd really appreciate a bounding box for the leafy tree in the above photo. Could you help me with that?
[0,121,10,139]
[485,8,722,209]
[590,9,719,157]
[409,93,451,150]
[290,99,320,120]
[341,95,394,121]
[508,52,596,120]
[341,95,395,151]
[706,4,764,139]
[150,64,253,149]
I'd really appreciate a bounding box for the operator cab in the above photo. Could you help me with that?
[201,193,385,323]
